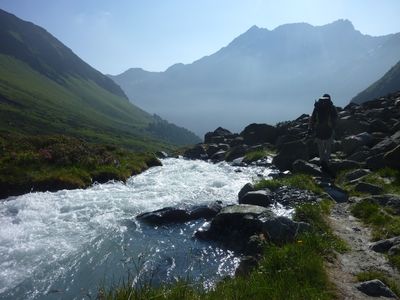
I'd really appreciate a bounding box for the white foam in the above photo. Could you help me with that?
[0,158,276,298]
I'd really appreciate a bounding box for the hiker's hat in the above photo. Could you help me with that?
[320,93,331,100]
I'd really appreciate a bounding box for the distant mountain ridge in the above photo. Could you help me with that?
[351,59,400,103]
[0,9,200,149]
[110,19,400,135]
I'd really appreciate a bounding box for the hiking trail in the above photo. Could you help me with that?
[327,201,400,299]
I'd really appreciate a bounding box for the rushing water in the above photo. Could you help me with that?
[0,158,286,299]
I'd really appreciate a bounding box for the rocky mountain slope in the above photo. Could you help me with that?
[352,59,400,104]
[110,20,400,135]
[0,9,200,149]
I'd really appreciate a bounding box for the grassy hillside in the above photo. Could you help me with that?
[352,60,400,104]
[0,9,200,149]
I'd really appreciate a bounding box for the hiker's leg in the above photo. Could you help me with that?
[325,136,333,162]
[316,138,325,164]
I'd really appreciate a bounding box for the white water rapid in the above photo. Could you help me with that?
[0,158,287,299]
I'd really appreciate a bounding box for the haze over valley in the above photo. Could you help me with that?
[110,20,400,135]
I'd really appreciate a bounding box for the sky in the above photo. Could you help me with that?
[1,0,400,75]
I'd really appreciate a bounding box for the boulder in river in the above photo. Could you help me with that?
[195,204,310,251]
[136,201,223,225]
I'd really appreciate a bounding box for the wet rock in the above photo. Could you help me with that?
[239,190,274,207]
[210,150,226,162]
[292,159,323,176]
[240,123,278,145]
[137,201,223,225]
[356,279,397,298]
[206,144,220,157]
[238,183,255,201]
[354,182,384,195]
[184,144,207,160]
[195,204,309,250]
[225,145,249,161]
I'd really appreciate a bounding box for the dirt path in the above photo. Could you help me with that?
[327,202,400,300]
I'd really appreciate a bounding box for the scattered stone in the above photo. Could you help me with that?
[342,132,373,155]
[356,279,398,298]
[292,159,323,176]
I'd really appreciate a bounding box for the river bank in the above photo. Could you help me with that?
[0,133,162,199]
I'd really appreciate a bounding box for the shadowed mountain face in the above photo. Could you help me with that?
[110,20,400,136]
[352,59,400,104]
[0,9,200,148]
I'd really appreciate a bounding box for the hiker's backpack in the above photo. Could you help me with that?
[314,98,336,139]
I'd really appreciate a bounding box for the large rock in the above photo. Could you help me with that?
[137,201,223,225]
[239,190,274,207]
[195,204,309,250]
[240,123,278,145]
[356,279,397,298]
[273,140,309,171]
[366,153,386,170]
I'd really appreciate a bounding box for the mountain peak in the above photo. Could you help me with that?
[326,19,355,30]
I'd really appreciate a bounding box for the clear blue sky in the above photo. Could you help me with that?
[1,0,400,74]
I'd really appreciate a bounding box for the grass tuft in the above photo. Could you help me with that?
[254,173,324,194]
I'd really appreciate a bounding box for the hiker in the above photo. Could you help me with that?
[308,94,338,171]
